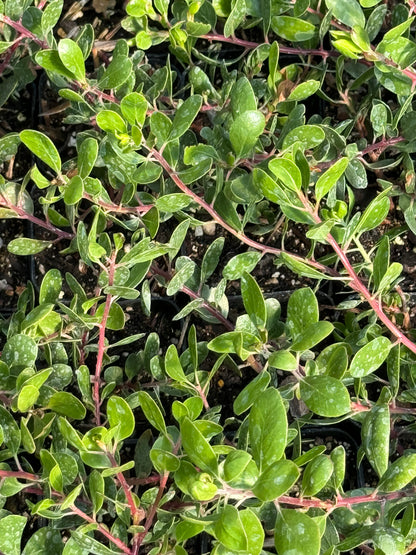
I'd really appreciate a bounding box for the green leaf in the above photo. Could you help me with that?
[223,450,252,483]
[377,262,403,294]
[282,125,325,150]
[330,445,346,490]
[233,371,271,415]
[288,80,320,101]
[268,350,298,371]
[201,237,224,282]
[378,453,416,492]
[230,110,265,158]
[0,405,21,455]
[134,161,162,184]
[64,175,84,205]
[155,193,191,212]
[362,405,390,478]
[302,454,334,496]
[17,384,39,412]
[98,57,133,90]
[214,505,264,554]
[41,0,63,33]
[286,287,318,339]
[137,391,167,435]
[96,110,126,134]
[35,49,75,79]
[95,302,125,331]
[39,269,62,304]
[166,261,195,296]
[241,272,266,329]
[373,235,390,291]
[1,334,38,368]
[275,510,320,555]
[252,459,299,501]
[249,388,287,472]
[355,195,390,236]
[78,138,98,179]
[300,376,351,417]
[325,0,365,27]
[223,252,262,280]
[8,237,51,255]
[107,396,135,441]
[165,344,187,382]
[271,16,316,41]
[0,515,26,555]
[269,158,302,191]
[20,130,61,174]
[280,252,332,281]
[168,95,202,142]
[291,321,334,351]
[231,76,257,117]
[58,38,85,81]
[315,158,349,202]
[224,0,246,37]
[120,92,147,126]
[349,336,391,378]
[181,416,218,475]
[47,392,86,419]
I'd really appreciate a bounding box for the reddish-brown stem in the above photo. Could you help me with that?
[83,193,154,215]
[70,505,132,554]
[200,33,338,60]
[0,15,47,48]
[150,148,336,276]
[352,400,416,415]
[133,471,170,554]
[108,452,142,524]
[0,469,39,481]
[93,250,117,425]
[0,195,74,240]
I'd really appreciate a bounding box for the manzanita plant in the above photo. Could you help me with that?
[1,0,416,554]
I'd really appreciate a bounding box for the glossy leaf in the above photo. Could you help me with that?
[275,510,321,555]
[20,130,61,173]
[271,16,316,41]
[355,195,390,235]
[286,287,318,339]
[249,388,287,472]
[58,38,85,81]
[291,321,334,351]
[223,252,262,280]
[349,336,391,377]
[241,272,266,329]
[180,416,218,475]
[282,125,325,150]
[252,459,299,501]
[300,376,351,417]
[165,344,187,383]
[47,392,86,419]
[378,453,416,492]
[78,138,98,179]
[315,158,349,202]
[107,396,135,441]
[302,454,334,496]
[137,391,166,435]
[39,269,62,304]
[326,0,365,27]
[288,80,320,101]
[269,158,302,191]
[230,110,265,158]
[233,371,270,415]
[362,405,390,477]
[168,95,202,141]
[0,515,26,555]
[1,334,38,368]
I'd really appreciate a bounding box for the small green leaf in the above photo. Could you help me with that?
[282,125,325,150]
[241,272,266,329]
[288,80,320,101]
[41,0,63,33]
[271,16,316,41]
[39,269,62,304]
[181,416,218,475]
[355,195,390,235]
[8,238,51,255]
[137,391,166,435]
[378,453,416,492]
[98,57,133,90]
[315,158,349,202]
[252,459,299,501]
[249,388,287,472]
[96,110,127,134]
[281,252,333,281]
[350,336,391,378]
[47,392,86,419]
[302,454,334,496]
[20,130,61,174]
[300,375,351,417]
[0,515,27,555]
[168,95,202,142]
[231,76,257,117]
[1,334,38,368]
[291,321,334,351]
[95,302,125,331]
[233,371,271,415]
[325,0,365,27]
[165,344,187,382]
[223,252,262,280]
[286,287,318,339]
[224,0,246,37]
[230,110,265,158]
[58,38,85,81]
[269,158,302,191]
[17,384,39,412]
[275,510,321,555]
[268,350,298,371]
[362,405,390,477]
[373,235,390,291]
[0,405,21,455]
[78,138,98,179]
[120,92,147,126]
[155,193,191,212]
[64,175,84,205]
[107,396,135,441]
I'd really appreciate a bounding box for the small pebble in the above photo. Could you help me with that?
[202,222,216,236]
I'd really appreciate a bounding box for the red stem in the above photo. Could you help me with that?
[0,15,47,48]
[93,251,117,425]
[70,505,132,554]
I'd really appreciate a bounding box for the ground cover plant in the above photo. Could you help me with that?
[3,0,416,553]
